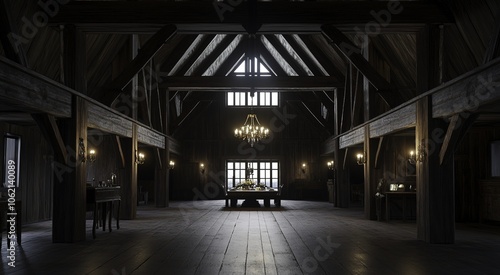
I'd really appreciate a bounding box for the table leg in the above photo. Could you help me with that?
[93,202,97,239]
[264,199,270,207]
[386,195,390,221]
[230,198,237,207]
[108,201,112,232]
[116,199,120,230]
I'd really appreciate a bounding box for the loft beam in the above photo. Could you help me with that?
[159,76,340,90]
[51,1,452,33]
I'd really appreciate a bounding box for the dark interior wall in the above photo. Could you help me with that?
[0,122,53,224]
[381,135,416,184]
[170,98,330,201]
[455,125,500,222]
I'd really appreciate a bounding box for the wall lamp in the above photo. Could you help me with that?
[200,163,205,174]
[301,163,306,174]
[408,139,426,164]
[327,161,335,170]
[169,160,175,170]
[136,151,145,165]
[88,149,96,163]
[356,152,366,165]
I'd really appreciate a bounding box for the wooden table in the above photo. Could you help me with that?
[385,192,416,221]
[226,190,281,207]
[0,200,21,246]
[86,186,121,239]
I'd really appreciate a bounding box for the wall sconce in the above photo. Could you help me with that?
[327,161,335,170]
[200,163,205,174]
[136,151,145,165]
[169,160,175,170]
[356,152,366,165]
[301,163,306,173]
[408,139,426,164]
[79,138,86,163]
[88,149,96,163]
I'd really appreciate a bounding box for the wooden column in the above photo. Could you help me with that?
[119,35,140,219]
[416,26,454,243]
[119,126,138,219]
[53,25,87,242]
[155,91,170,207]
[334,88,349,207]
[363,125,381,220]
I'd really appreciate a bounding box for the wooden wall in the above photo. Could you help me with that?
[455,125,500,222]
[0,122,53,224]
[169,98,330,201]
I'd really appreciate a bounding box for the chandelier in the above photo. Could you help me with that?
[234,113,269,147]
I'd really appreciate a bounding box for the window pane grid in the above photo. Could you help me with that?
[226,160,279,189]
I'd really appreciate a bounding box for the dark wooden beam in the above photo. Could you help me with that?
[214,36,247,76]
[51,1,452,33]
[190,34,238,76]
[172,101,214,136]
[160,76,341,90]
[484,7,500,63]
[115,135,126,169]
[300,34,346,81]
[283,34,325,76]
[439,113,477,165]
[321,24,403,108]
[257,40,287,76]
[159,35,198,76]
[263,34,309,76]
[0,0,28,66]
[175,34,217,76]
[31,114,67,164]
[99,24,177,106]
[374,136,385,169]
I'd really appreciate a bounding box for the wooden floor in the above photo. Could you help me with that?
[2,200,500,275]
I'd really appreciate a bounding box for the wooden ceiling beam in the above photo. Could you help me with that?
[175,34,216,76]
[51,1,452,33]
[321,24,403,108]
[257,41,288,76]
[213,36,247,76]
[159,76,341,90]
[299,35,345,82]
[190,34,238,76]
[0,0,28,66]
[98,24,177,106]
[283,35,328,77]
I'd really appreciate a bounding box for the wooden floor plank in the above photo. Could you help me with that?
[2,200,500,274]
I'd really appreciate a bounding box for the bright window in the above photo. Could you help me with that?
[226,160,279,189]
[227,58,279,107]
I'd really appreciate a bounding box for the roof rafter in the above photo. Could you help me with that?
[98,24,177,106]
[50,1,452,33]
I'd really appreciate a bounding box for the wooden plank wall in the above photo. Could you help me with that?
[455,126,500,222]
[0,122,53,224]
[169,100,331,201]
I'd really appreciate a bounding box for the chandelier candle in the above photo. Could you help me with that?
[234,113,269,147]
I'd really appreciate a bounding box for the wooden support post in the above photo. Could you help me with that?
[53,25,87,243]
[155,91,170,208]
[416,26,454,244]
[363,125,381,220]
[119,35,140,219]
[119,125,138,220]
[53,96,88,243]
[334,87,349,208]
[416,96,455,243]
